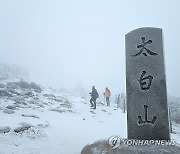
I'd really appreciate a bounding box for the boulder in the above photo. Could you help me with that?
[6,105,17,110]
[0,90,13,97]
[81,140,180,154]
[14,122,32,133]
[0,127,11,133]
[30,82,42,92]
[21,114,39,119]
[3,108,15,114]
[0,84,5,88]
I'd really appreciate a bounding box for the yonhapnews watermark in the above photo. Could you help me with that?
[108,136,121,149]
[108,136,176,149]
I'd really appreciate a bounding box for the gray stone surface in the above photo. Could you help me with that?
[14,122,32,133]
[81,140,180,154]
[0,126,11,133]
[0,90,13,97]
[21,114,39,118]
[30,82,42,92]
[3,108,15,114]
[6,105,17,110]
[0,84,5,88]
[125,27,170,140]
[50,108,66,113]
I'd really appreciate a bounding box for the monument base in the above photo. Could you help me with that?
[81,139,180,154]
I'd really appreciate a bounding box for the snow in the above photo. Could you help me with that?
[0,77,179,153]
[0,87,128,154]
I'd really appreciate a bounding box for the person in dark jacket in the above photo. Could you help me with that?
[89,86,99,109]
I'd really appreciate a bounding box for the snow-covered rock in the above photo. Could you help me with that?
[81,140,180,154]
[3,108,15,114]
[14,122,32,133]
[0,127,11,133]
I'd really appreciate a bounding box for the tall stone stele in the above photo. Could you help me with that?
[125,27,170,140]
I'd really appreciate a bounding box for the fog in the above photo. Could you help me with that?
[0,0,179,97]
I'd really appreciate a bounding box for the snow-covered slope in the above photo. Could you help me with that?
[0,80,180,154]
[0,63,180,154]
[0,78,127,154]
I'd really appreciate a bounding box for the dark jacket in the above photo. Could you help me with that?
[90,88,99,100]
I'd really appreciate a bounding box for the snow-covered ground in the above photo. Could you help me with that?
[0,87,180,154]
[0,63,179,154]
[0,84,127,154]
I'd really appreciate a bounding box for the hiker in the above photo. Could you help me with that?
[89,86,99,109]
[104,87,111,106]
[117,94,121,108]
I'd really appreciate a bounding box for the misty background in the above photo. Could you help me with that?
[0,0,179,97]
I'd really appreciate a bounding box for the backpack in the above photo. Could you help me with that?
[96,91,99,98]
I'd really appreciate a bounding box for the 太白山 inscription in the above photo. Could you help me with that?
[131,37,158,57]
[138,71,153,90]
[126,27,170,140]
[138,105,157,125]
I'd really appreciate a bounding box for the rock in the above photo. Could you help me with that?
[14,122,32,133]
[6,105,17,110]
[14,98,24,104]
[0,90,13,97]
[37,124,49,128]
[3,108,15,114]
[27,99,39,105]
[0,84,5,88]
[18,81,30,89]
[8,89,20,95]
[14,100,27,106]
[101,109,107,112]
[43,94,56,98]
[34,89,42,93]
[60,103,72,108]
[53,98,62,102]
[50,108,65,113]
[24,91,34,97]
[37,104,44,108]
[7,82,18,89]
[67,109,75,113]
[7,81,30,89]
[30,82,42,92]
[0,127,11,133]
[90,111,96,114]
[81,140,180,154]
[21,114,39,119]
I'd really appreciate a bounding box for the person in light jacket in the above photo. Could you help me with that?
[104,87,111,106]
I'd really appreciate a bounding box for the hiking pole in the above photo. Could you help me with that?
[104,93,105,105]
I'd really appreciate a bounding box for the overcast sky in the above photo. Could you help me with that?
[0,0,179,97]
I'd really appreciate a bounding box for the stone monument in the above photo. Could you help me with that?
[125,27,170,140]
[81,28,180,153]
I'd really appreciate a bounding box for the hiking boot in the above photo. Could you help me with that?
[93,104,96,109]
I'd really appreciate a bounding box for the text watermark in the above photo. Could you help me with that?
[108,136,176,149]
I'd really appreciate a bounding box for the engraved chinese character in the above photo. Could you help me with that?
[138,105,157,125]
[131,37,158,56]
[138,71,153,90]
